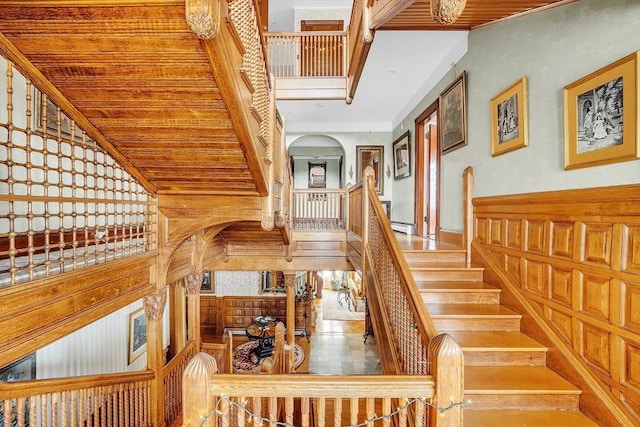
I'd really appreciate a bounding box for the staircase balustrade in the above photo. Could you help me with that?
[291,189,347,231]
[0,370,154,426]
[163,341,196,427]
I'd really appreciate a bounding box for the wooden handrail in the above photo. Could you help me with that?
[0,370,154,399]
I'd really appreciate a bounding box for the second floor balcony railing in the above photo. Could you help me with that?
[292,189,346,231]
[265,31,347,78]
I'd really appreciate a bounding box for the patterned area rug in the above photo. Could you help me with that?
[232,341,305,374]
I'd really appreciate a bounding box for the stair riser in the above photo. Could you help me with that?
[412,269,484,281]
[433,318,521,331]
[463,394,580,411]
[404,251,466,264]
[421,292,500,304]
[463,351,547,366]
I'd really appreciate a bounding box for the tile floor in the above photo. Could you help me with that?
[307,291,380,375]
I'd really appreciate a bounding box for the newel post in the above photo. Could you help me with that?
[182,352,219,426]
[462,166,474,267]
[428,333,464,427]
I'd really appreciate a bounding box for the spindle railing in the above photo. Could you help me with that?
[292,189,346,231]
[265,32,347,78]
[163,341,196,427]
[0,370,154,427]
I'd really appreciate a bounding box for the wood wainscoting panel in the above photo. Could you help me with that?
[624,225,640,275]
[583,223,614,268]
[472,183,640,425]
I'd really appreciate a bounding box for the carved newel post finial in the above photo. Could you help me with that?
[185,0,221,40]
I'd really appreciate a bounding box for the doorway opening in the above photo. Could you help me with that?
[414,102,440,237]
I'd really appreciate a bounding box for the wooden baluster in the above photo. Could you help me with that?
[236,395,245,427]
[398,397,407,427]
[252,397,260,427]
[3,399,11,426]
[366,397,374,427]
[219,396,229,427]
[350,397,358,426]
[29,395,37,426]
[414,396,425,426]
[285,396,294,425]
[41,393,48,426]
[16,397,25,427]
[52,392,58,427]
[301,396,310,427]
[333,397,341,427]
[382,397,391,427]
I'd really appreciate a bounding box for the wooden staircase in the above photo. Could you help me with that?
[402,246,599,426]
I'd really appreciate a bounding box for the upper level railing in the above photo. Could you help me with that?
[265,32,347,78]
[291,189,347,231]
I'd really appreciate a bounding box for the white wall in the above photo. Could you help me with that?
[215,271,261,296]
[36,294,170,378]
[392,0,640,230]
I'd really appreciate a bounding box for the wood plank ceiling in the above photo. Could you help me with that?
[375,0,574,30]
[0,1,261,196]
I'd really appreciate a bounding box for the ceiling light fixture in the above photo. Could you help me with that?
[430,0,467,25]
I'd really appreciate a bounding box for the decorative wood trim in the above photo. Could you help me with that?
[472,184,640,426]
[240,68,255,94]
[0,253,155,368]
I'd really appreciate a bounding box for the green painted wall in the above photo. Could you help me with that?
[392,0,640,230]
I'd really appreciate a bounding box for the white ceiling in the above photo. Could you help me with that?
[268,0,469,134]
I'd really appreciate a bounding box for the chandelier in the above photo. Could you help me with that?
[430,0,467,25]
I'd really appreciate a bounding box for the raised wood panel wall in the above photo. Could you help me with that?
[473,184,640,424]
[200,295,304,335]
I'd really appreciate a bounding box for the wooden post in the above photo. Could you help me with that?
[144,289,168,427]
[428,333,464,427]
[182,352,219,426]
[284,271,296,371]
[184,273,203,351]
[462,167,474,267]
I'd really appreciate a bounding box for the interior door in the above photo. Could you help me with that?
[414,103,440,237]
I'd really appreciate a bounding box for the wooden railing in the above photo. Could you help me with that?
[182,353,437,427]
[265,32,347,78]
[0,370,154,427]
[292,189,347,231]
[347,167,464,425]
[163,341,196,427]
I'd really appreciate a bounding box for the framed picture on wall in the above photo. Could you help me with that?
[439,71,467,154]
[201,270,215,293]
[128,308,147,364]
[564,51,638,169]
[392,131,411,179]
[308,162,327,188]
[491,77,528,156]
[356,145,384,194]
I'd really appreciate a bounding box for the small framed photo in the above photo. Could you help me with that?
[392,131,411,179]
[128,308,147,365]
[491,77,528,156]
[440,71,467,154]
[564,51,638,169]
[201,270,215,293]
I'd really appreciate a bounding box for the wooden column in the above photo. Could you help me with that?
[184,273,202,351]
[283,271,296,371]
[169,280,186,359]
[144,288,168,427]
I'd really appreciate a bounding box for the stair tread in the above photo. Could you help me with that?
[464,410,598,426]
[465,366,581,393]
[409,261,482,269]
[427,303,521,317]
[416,281,499,291]
[447,331,547,351]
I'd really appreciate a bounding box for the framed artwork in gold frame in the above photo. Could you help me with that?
[491,77,528,156]
[439,71,466,154]
[564,51,638,170]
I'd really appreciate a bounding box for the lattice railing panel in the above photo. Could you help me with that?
[228,0,271,158]
[368,198,429,375]
[0,57,156,287]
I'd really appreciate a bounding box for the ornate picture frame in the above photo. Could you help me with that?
[128,308,147,364]
[392,131,411,179]
[564,51,638,169]
[356,145,384,194]
[491,77,528,156]
[439,71,467,154]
